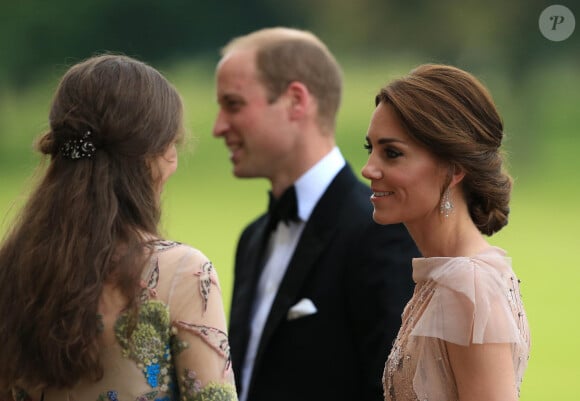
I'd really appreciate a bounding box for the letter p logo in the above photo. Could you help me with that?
[551,15,566,30]
[540,5,576,41]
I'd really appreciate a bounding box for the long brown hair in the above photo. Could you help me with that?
[0,54,183,388]
[376,64,511,235]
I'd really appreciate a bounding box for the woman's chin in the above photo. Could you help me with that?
[372,212,392,225]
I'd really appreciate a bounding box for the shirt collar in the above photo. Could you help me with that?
[294,147,345,221]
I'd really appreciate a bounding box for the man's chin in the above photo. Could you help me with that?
[233,168,263,180]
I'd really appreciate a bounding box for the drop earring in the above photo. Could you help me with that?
[440,187,454,218]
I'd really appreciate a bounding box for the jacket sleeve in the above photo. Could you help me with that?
[345,220,419,401]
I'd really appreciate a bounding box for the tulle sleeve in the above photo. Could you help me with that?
[165,247,238,400]
[411,254,524,346]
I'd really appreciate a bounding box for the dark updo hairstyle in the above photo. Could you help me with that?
[0,54,183,389]
[376,64,511,235]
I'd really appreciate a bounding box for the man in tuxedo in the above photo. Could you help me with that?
[213,27,420,401]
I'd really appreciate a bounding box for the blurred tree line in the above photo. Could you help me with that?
[0,0,298,87]
[0,0,577,89]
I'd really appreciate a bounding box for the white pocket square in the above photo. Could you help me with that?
[287,298,318,320]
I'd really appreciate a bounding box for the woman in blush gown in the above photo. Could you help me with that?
[362,64,530,401]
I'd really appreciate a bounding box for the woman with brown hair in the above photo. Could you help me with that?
[0,54,237,401]
[362,64,530,401]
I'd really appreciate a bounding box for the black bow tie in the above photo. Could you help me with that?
[267,185,299,231]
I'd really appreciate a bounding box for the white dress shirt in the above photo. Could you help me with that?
[239,147,346,401]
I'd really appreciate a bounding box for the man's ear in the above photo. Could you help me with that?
[285,81,311,120]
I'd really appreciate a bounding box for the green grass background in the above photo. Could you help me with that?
[1,57,579,400]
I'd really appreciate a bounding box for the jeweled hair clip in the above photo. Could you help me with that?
[60,130,96,160]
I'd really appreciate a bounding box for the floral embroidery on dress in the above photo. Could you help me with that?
[174,321,232,372]
[135,390,170,401]
[170,328,190,356]
[97,390,119,401]
[153,240,181,252]
[193,261,219,314]
[179,369,237,401]
[10,241,237,401]
[136,390,171,401]
[96,389,172,401]
[140,241,181,302]
[141,261,160,301]
[115,300,174,394]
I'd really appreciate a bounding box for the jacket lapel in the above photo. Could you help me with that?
[229,214,270,371]
[252,165,356,370]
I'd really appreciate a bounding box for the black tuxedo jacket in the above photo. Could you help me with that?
[229,164,420,401]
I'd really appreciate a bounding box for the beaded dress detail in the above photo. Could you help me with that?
[383,247,530,401]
